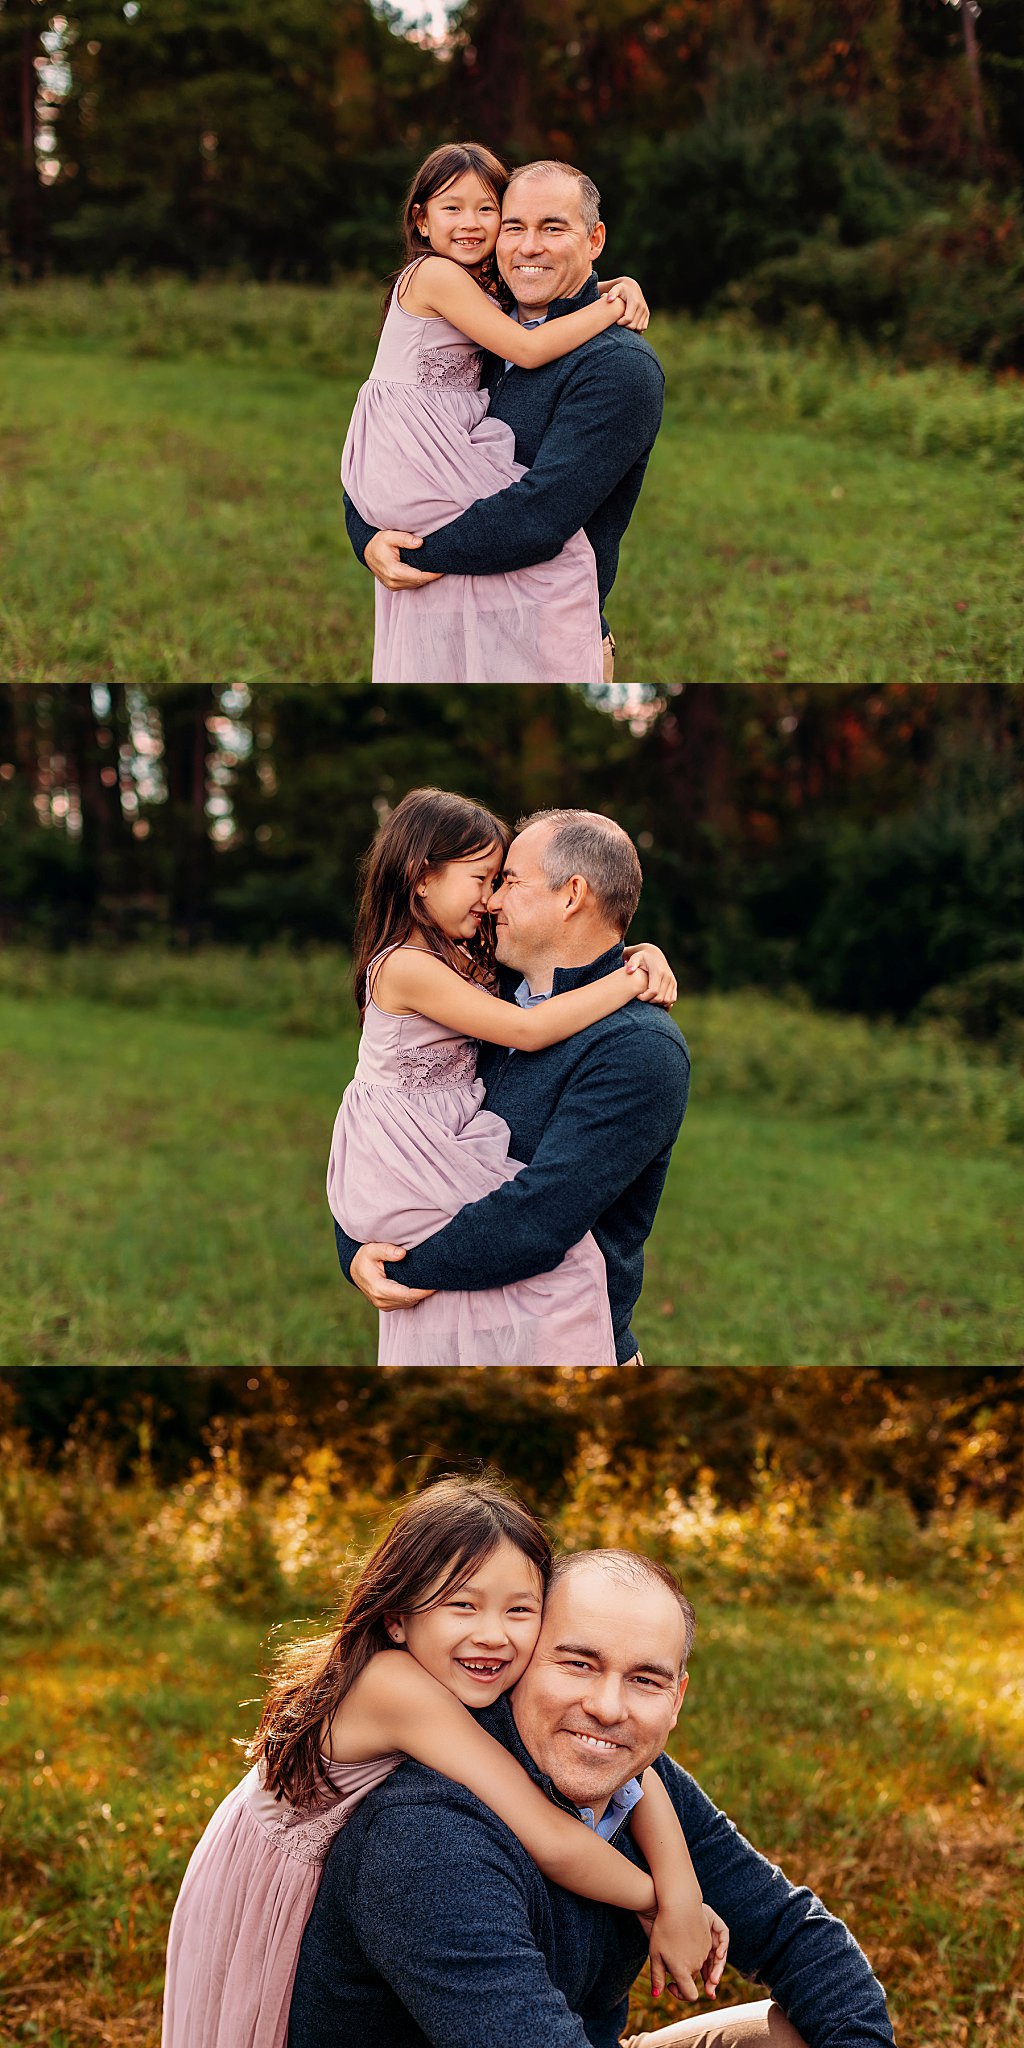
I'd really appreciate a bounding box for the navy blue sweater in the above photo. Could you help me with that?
[288,1696,896,2048]
[333,944,690,1364]
[344,272,665,636]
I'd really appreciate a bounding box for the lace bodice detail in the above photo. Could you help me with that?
[243,1755,405,1866]
[416,343,484,389]
[363,258,487,395]
[256,1794,358,1868]
[396,1038,479,1089]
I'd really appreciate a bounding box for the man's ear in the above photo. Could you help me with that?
[589,221,607,265]
[561,873,590,922]
[667,1669,689,1732]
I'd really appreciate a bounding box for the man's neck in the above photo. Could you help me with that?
[513,271,593,324]
[515,933,623,997]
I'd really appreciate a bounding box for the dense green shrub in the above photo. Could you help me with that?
[595,98,915,315]
[728,189,1024,368]
[919,956,1024,1058]
[800,747,1024,1019]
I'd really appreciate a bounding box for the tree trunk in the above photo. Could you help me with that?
[961,0,986,149]
[161,687,215,947]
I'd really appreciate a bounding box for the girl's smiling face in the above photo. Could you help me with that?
[417,842,503,944]
[413,171,502,271]
[385,1538,545,1708]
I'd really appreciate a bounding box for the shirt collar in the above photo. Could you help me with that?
[578,1774,645,1842]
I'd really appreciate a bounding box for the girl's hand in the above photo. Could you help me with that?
[598,275,650,330]
[702,1906,730,1996]
[647,1899,715,2002]
[624,944,677,1007]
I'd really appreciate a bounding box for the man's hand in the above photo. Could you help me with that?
[350,1242,436,1310]
[598,275,650,332]
[364,530,444,590]
[624,944,677,1007]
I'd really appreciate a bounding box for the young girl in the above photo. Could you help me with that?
[162,1477,727,2048]
[326,787,674,1367]
[340,140,645,684]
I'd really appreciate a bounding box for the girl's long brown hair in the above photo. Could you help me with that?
[383,140,512,317]
[352,786,510,1017]
[248,1477,552,1808]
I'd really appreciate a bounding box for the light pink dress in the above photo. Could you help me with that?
[325,947,616,1366]
[161,1752,404,2048]
[340,257,603,684]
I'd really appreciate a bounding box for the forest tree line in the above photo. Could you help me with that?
[3,1364,1023,1517]
[2,0,1024,363]
[1,682,1021,1034]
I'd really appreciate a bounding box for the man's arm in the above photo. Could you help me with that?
[344,490,376,567]
[655,1759,896,2048]
[384,1024,688,1294]
[399,345,664,578]
[351,1802,596,2048]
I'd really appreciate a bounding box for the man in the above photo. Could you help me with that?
[333,809,690,1366]
[289,1548,897,2048]
[344,159,665,682]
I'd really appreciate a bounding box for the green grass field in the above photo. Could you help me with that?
[1,1464,1021,2047]
[1,957,1020,1366]
[1,280,1022,683]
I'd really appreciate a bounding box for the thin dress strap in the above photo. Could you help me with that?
[366,941,422,1005]
[394,253,431,308]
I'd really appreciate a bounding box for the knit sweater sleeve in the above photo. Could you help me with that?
[350,1802,596,2048]
[344,489,377,567]
[654,1759,897,2048]
[402,344,664,576]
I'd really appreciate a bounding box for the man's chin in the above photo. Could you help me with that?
[550,1741,633,1807]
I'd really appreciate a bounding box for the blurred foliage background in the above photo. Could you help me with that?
[3,0,1024,368]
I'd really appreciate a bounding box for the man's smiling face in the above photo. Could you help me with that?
[496,170,606,313]
[509,1559,689,1816]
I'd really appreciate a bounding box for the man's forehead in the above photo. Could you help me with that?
[502,174,584,224]
[504,820,553,871]
[543,1564,686,1657]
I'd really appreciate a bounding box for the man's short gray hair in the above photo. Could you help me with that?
[550,1548,697,1669]
[517,809,642,936]
[506,160,601,235]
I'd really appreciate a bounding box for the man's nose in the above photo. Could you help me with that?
[490,881,506,908]
[579,1673,629,1726]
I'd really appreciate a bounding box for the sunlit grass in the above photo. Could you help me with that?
[1,1462,1022,2046]
[1,281,1021,683]
[0,983,1021,1366]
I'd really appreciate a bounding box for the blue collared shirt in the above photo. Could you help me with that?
[504,310,548,373]
[514,977,551,1009]
[579,1774,644,1842]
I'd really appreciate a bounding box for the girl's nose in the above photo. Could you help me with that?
[472,1613,510,1644]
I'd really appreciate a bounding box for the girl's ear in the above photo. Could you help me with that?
[412,207,429,244]
[384,1616,407,1645]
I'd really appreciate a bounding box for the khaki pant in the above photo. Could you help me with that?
[603,632,616,684]
[623,1999,809,2048]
